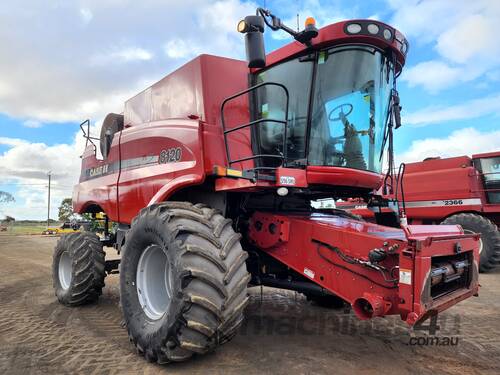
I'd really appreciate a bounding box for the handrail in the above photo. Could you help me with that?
[220,81,290,169]
[79,119,99,149]
[224,117,287,135]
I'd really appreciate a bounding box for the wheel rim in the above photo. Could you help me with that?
[463,229,483,255]
[58,251,72,290]
[136,245,172,320]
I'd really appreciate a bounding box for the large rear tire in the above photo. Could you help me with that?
[52,232,106,306]
[120,202,250,363]
[441,213,500,272]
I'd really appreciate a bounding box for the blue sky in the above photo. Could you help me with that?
[1,0,499,220]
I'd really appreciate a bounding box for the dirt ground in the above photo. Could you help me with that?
[1,235,499,375]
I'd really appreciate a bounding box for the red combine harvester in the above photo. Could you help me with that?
[341,152,500,272]
[52,8,479,364]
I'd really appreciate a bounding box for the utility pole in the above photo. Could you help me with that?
[47,171,51,228]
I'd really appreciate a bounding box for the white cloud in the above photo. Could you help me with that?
[402,61,462,93]
[0,142,79,220]
[22,120,43,128]
[164,39,201,59]
[91,47,154,65]
[0,121,102,220]
[436,14,496,65]
[390,0,500,92]
[387,0,473,43]
[0,137,27,147]
[397,128,500,164]
[80,8,93,24]
[403,93,500,126]
[0,0,256,123]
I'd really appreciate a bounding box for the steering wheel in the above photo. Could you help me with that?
[328,103,353,122]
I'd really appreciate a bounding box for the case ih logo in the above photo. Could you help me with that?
[89,164,109,177]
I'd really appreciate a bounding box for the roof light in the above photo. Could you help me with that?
[401,41,408,54]
[383,28,392,40]
[305,17,316,27]
[237,19,249,33]
[367,23,379,35]
[346,23,362,34]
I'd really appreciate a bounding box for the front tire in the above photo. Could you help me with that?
[120,202,250,363]
[52,232,106,306]
[441,213,500,272]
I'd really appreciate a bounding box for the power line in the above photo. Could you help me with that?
[0,183,73,188]
[0,182,73,185]
[47,172,51,227]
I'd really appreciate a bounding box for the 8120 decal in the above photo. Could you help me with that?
[159,147,182,164]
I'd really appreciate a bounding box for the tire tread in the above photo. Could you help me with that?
[123,201,250,364]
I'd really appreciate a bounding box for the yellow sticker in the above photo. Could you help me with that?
[318,51,326,64]
[226,169,243,177]
[261,103,269,118]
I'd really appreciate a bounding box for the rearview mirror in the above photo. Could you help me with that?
[239,16,266,68]
[392,90,402,129]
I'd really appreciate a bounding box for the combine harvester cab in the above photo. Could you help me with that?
[59,7,480,364]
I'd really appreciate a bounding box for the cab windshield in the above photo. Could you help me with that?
[254,45,394,173]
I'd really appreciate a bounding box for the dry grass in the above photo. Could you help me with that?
[0,223,59,235]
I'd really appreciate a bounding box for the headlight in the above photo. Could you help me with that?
[367,23,379,35]
[237,20,249,33]
[401,40,408,54]
[383,28,392,40]
[346,23,362,34]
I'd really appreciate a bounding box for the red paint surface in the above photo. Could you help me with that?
[344,153,499,224]
[248,212,479,324]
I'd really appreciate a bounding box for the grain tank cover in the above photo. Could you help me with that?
[124,54,248,127]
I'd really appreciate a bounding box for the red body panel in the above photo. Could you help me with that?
[306,166,382,188]
[343,154,500,225]
[74,119,206,224]
[73,143,120,221]
[124,55,248,129]
[248,212,479,324]
[117,120,205,224]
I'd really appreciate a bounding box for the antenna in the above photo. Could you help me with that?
[296,0,300,32]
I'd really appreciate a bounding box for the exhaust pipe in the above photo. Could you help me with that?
[352,293,392,320]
